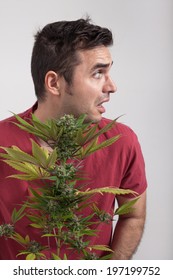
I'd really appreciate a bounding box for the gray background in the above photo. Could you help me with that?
[0,0,172,259]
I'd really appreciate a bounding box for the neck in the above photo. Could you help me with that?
[34,100,60,123]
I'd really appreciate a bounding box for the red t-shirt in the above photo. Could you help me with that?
[0,105,147,259]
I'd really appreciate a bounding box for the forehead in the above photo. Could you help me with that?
[77,46,113,69]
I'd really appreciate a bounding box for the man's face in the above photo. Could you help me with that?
[59,46,117,122]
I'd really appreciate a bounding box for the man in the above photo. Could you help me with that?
[0,17,147,259]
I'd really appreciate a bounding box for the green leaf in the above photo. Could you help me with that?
[9,174,38,180]
[30,223,43,229]
[29,188,44,200]
[63,254,68,260]
[88,245,113,252]
[13,114,36,130]
[13,114,48,141]
[11,205,26,224]
[3,160,34,174]
[76,125,97,146]
[48,119,60,141]
[32,114,51,136]
[76,114,87,126]
[27,215,43,223]
[4,159,49,180]
[26,253,36,260]
[87,119,116,141]
[114,197,140,215]
[77,187,137,196]
[25,235,30,243]
[46,149,57,168]
[82,137,98,156]
[79,230,97,237]
[51,253,68,260]
[12,233,28,245]
[87,135,121,155]
[2,146,40,165]
[31,139,49,168]
[51,253,61,260]
[99,253,113,260]
[42,234,57,238]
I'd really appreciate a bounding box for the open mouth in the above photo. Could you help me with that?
[97,99,109,113]
[97,104,106,113]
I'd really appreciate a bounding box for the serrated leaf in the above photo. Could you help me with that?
[12,233,28,245]
[11,208,17,224]
[9,174,40,181]
[27,215,43,223]
[0,151,16,160]
[83,137,98,155]
[89,119,116,140]
[0,146,38,166]
[48,119,60,141]
[32,114,51,136]
[3,160,39,175]
[13,114,36,131]
[11,205,26,224]
[13,123,47,142]
[114,197,140,215]
[46,149,57,168]
[76,114,87,126]
[89,135,121,154]
[76,125,97,146]
[29,188,43,200]
[31,139,49,168]
[10,146,40,165]
[77,187,137,196]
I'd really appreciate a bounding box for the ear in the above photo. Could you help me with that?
[44,71,61,96]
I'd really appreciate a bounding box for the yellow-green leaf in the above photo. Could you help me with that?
[88,245,113,252]
[46,149,57,168]
[12,233,28,245]
[77,187,137,196]
[26,253,36,260]
[114,197,140,215]
[30,223,43,229]
[31,140,49,168]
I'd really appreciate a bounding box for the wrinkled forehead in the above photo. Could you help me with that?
[77,46,113,68]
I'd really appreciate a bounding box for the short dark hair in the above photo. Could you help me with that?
[31,17,113,100]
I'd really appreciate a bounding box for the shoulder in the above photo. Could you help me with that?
[99,117,138,148]
[99,117,135,134]
[0,106,34,147]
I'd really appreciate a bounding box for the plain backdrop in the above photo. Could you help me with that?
[0,0,172,259]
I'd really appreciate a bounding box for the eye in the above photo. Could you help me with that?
[93,70,103,79]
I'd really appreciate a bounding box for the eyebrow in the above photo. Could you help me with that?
[90,61,113,72]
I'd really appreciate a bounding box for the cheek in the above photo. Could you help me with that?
[71,81,100,108]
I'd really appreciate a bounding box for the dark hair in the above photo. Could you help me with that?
[31,17,113,100]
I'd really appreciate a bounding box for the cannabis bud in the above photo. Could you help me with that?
[26,240,43,254]
[54,115,80,159]
[0,224,15,237]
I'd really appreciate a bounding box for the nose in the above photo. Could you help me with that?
[103,76,117,94]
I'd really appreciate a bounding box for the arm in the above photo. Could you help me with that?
[110,190,146,260]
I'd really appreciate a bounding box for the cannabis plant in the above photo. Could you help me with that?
[0,114,138,260]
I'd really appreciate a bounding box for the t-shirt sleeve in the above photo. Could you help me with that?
[120,131,147,196]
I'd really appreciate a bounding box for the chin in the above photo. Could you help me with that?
[86,114,102,123]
